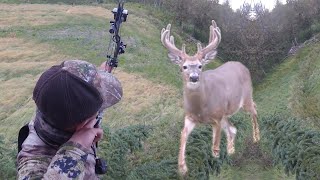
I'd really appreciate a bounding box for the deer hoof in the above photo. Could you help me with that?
[253,129,261,142]
[212,149,220,158]
[253,134,260,143]
[227,145,235,154]
[178,164,188,176]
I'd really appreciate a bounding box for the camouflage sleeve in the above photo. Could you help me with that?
[17,141,90,180]
[44,141,90,179]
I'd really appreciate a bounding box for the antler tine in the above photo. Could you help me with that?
[209,26,213,44]
[197,42,202,53]
[208,20,217,42]
[198,20,221,56]
[182,44,186,54]
[160,24,183,56]
[161,28,165,37]
[208,20,221,44]
[170,35,187,55]
[216,27,221,44]
[166,24,171,37]
[160,24,171,46]
[211,20,217,28]
[169,35,174,44]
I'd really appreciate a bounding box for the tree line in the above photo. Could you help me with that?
[122,0,320,82]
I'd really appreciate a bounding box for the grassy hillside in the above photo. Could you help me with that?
[255,36,320,128]
[253,37,320,179]
[0,2,319,179]
[218,37,320,180]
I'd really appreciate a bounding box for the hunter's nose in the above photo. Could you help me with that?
[189,75,199,82]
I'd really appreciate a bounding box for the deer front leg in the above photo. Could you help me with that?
[178,116,196,176]
[212,121,222,158]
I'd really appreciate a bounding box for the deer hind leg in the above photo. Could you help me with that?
[222,117,237,155]
[212,121,222,158]
[244,100,260,142]
[178,116,196,176]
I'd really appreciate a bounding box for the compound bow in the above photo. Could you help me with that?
[103,0,128,73]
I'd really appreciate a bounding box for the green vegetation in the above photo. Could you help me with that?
[255,40,320,128]
[0,136,16,178]
[100,125,153,179]
[289,42,320,126]
[220,40,320,179]
[0,1,320,179]
[262,114,320,179]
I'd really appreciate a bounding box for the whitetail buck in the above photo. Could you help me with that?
[160,20,260,175]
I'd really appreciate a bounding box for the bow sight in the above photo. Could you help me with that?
[105,1,128,73]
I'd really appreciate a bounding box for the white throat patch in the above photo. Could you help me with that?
[186,82,200,90]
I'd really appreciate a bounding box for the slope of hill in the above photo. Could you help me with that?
[0,2,319,179]
[255,35,320,127]
[218,35,320,179]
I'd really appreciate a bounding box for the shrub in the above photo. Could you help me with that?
[99,125,153,179]
[0,136,16,178]
[261,114,320,180]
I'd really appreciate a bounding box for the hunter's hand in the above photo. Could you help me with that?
[69,115,103,149]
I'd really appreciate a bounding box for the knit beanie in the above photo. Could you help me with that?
[33,63,103,130]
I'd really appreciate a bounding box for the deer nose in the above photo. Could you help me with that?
[189,75,199,82]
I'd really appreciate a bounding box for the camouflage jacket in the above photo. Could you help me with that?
[17,120,99,180]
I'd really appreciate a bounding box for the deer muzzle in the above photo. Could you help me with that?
[189,73,199,83]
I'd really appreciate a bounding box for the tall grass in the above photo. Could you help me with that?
[261,114,320,179]
[289,44,320,127]
[0,136,16,179]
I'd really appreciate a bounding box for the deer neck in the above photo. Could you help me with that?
[183,82,204,114]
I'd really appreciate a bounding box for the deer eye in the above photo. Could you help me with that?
[198,65,202,69]
[183,65,187,70]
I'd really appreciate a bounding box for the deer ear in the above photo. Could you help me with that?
[168,53,182,64]
[201,50,217,64]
